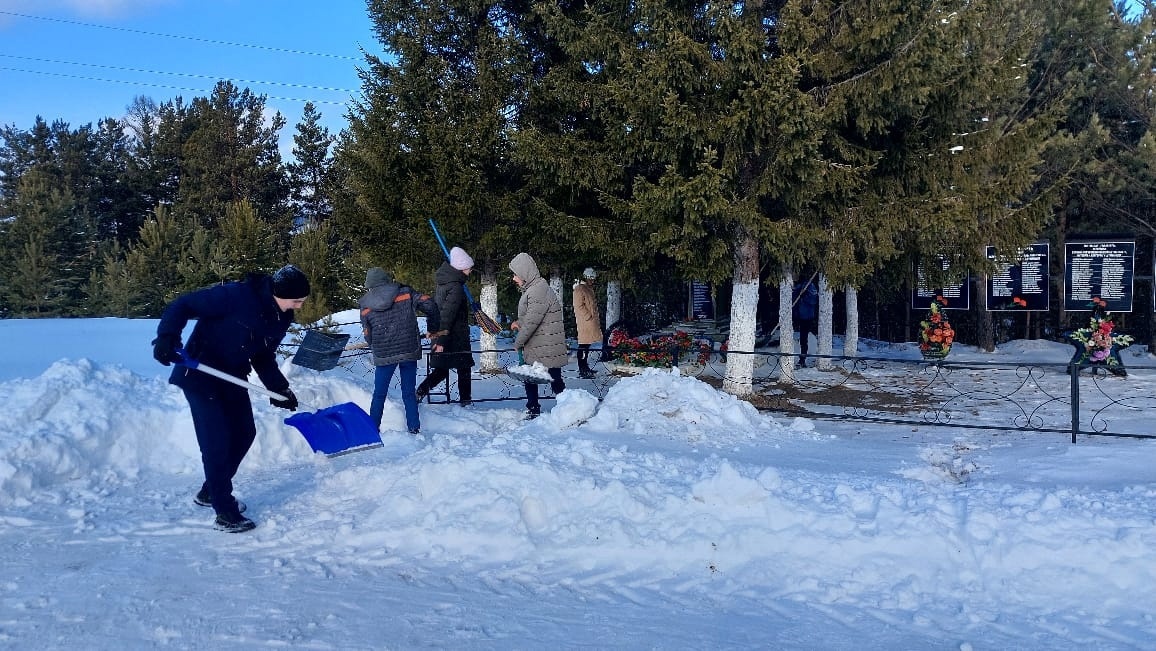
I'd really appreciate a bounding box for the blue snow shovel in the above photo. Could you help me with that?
[176,351,383,457]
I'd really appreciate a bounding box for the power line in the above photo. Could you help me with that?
[0,67,352,106]
[0,10,362,61]
[0,53,358,93]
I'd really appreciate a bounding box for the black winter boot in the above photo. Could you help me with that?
[195,486,246,513]
[215,511,256,533]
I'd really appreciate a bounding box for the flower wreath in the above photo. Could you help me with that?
[1069,298,1133,366]
[609,328,712,367]
[919,296,955,357]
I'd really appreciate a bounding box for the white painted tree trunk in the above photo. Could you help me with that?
[549,273,568,364]
[778,268,796,383]
[479,277,500,371]
[724,280,758,396]
[723,234,759,396]
[549,274,564,315]
[605,280,622,330]
[844,285,859,357]
[817,274,833,370]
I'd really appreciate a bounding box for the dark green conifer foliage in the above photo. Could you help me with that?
[347,0,532,280]
[0,170,83,315]
[214,200,281,281]
[287,102,336,228]
[122,204,191,316]
[288,220,347,324]
[176,81,288,229]
[87,243,144,317]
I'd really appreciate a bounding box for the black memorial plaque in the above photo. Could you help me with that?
[689,281,713,320]
[986,243,1049,311]
[1063,241,1134,312]
[912,258,970,310]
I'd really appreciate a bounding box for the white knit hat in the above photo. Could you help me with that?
[449,246,474,271]
[582,267,597,280]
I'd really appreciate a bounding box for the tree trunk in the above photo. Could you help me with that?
[817,273,833,370]
[976,272,995,352]
[549,271,568,365]
[605,280,622,330]
[723,231,759,396]
[479,263,500,371]
[778,267,796,384]
[844,285,859,358]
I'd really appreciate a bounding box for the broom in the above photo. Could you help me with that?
[428,219,503,335]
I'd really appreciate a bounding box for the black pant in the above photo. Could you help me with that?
[525,367,565,411]
[417,366,472,402]
[576,344,594,373]
[796,318,817,358]
[182,383,255,517]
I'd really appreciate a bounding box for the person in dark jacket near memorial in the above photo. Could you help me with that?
[151,264,310,533]
[416,246,476,406]
[360,266,441,434]
[793,277,819,367]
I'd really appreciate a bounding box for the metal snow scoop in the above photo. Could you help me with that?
[176,351,383,457]
[506,351,554,385]
[290,329,354,372]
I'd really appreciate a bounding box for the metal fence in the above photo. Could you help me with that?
[291,337,1156,443]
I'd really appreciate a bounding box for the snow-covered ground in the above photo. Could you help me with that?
[1,316,1154,650]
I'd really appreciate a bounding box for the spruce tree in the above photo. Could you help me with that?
[214,200,281,279]
[287,102,336,228]
[348,0,532,281]
[176,81,288,229]
[122,204,191,316]
[0,170,82,315]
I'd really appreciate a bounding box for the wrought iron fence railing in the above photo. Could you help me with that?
[284,334,1155,442]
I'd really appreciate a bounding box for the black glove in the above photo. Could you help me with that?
[151,334,181,366]
[270,388,298,412]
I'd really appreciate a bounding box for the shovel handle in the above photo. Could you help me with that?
[176,349,289,402]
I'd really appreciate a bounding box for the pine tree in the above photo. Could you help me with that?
[286,102,336,228]
[87,242,145,316]
[347,0,532,280]
[532,0,1067,391]
[214,200,281,279]
[122,204,191,316]
[177,81,288,229]
[288,220,347,324]
[0,170,82,315]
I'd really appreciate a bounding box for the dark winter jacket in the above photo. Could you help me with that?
[793,281,818,322]
[509,252,569,368]
[157,273,294,394]
[429,262,474,370]
[359,280,440,366]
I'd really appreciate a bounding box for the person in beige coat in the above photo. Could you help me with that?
[509,252,567,418]
[572,267,602,378]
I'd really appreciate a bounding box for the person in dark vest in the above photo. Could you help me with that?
[360,267,440,434]
[793,277,819,367]
[416,246,476,406]
[509,252,568,419]
[151,264,309,533]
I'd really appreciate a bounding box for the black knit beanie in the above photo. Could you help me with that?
[271,265,311,299]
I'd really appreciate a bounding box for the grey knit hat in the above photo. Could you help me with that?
[365,267,393,288]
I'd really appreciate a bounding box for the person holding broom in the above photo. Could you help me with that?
[151,264,309,533]
[416,246,475,406]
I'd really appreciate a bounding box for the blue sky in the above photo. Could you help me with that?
[0,0,380,149]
